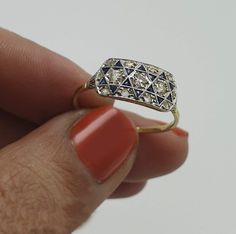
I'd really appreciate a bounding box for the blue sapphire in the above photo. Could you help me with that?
[112,67,120,70]
[134,89,143,98]
[109,85,118,94]
[137,64,146,72]
[102,67,110,74]
[113,60,123,67]
[167,94,173,102]
[125,68,134,75]
[169,82,175,91]
[147,84,155,93]
[98,77,107,86]
[148,73,157,81]
[156,96,164,105]
[122,78,132,87]
[159,72,166,80]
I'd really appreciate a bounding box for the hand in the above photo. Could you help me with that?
[0,28,188,233]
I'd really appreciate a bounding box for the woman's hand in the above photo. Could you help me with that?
[0,28,188,233]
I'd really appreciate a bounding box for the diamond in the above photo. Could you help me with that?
[105,58,115,67]
[147,65,159,74]
[100,87,110,95]
[124,60,137,68]
[142,92,152,103]
[106,68,124,84]
[95,70,104,80]
[131,72,149,89]
[153,80,167,94]
[167,74,174,81]
[162,100,171,110]
[120,88,130,97]
[172,91,177,100]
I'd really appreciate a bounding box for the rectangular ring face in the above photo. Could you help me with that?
[94,58,177,112]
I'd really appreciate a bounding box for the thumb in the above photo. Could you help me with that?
[0,106,138,233]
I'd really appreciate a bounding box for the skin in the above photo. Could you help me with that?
[0,28,188,233]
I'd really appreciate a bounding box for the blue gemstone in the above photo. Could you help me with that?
[122,78,132,87]
[125,68,134,75]
[99,77,107,86]
[156,96,164,105]
[112,66,121,70]
[147,84,154,93]
[167,94,173,102]
[148,73,157,81]
[137,65,146,72]
[169,82,175,91]
[134,89,143,98]
[159,72,166,80]
[102,67,110,74]
[114,60,123,67]
[109,85,118,94]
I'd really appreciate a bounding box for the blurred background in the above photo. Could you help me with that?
[1,0,235,233]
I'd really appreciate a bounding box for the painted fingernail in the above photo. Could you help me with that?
[172,127,189,137]
[70,106,137,182]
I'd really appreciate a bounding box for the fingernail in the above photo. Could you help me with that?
[172,127,189,137]
[70,106,137,182]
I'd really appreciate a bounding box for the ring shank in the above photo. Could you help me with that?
[73,83,179,134]
[136,109,179,133]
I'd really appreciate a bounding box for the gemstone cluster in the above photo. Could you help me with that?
[92,58,177,112]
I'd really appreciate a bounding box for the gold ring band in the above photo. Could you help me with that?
[73,58,179,134]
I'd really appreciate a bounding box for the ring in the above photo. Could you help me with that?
[73,58,179,134]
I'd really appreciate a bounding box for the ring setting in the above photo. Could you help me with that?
[73,58,179,134]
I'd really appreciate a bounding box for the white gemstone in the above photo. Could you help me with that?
[154,80,167,94]
[162,100,170,110]
[96,70,104,80]
[107,68,124,84]
[124,60,136,68]
[143,93,152,103]
[121,89,130,97]
[100,87,110,95]
[132,72,149,88]
[105,58,115,67]
[147,65,159,74]
[167,74,174,81]
[172,91,177,100]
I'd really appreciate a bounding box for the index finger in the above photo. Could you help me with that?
[0,28,113,123]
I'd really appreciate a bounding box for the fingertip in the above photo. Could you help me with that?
[171,127,189,138]
[122,110,189,181]
[109,181,147,198]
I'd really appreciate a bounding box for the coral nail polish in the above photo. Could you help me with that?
[70,106,137,182]
[172,127,189,137]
